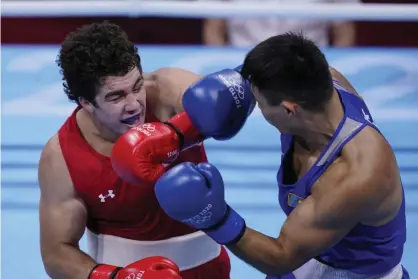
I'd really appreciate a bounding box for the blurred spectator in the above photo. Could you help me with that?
[203,0,358,47]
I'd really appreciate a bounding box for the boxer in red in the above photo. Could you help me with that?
[38,22,254,279]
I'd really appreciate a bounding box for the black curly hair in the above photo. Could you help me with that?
[57,21,141,106]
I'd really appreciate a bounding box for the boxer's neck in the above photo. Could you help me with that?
[78,108,119,147]
[90,115,120,143]
[293,89,344,152]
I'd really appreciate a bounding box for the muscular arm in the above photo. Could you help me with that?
[145,68,202,116]
[39,136,96,279]
[227,129,395,276]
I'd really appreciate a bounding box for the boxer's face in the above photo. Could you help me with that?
[87,67,146,135]
[252,86,300,134]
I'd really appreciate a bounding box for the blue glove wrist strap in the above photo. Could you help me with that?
[204,205,246,245]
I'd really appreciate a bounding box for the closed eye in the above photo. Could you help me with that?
[132,86,142,93]
[105,90,125,102]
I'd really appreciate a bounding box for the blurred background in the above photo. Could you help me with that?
[2,0,418,278]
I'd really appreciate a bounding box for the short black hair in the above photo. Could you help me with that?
[56,21,141,105]
[241,32,333,112]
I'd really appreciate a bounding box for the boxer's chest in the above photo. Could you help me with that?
[74,146,207,224]
[74,157,159,223]
[76,110,168,222]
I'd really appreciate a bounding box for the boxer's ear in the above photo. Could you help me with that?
[79,97,95,114]
[281,101,297,116]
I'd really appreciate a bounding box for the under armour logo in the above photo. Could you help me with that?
[98,190,116,203]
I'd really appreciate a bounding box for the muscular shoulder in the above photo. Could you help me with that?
[39,134,63,173]
[39,134,75,202]
[329,67,362,99]
[315,126,400,222]
[144,68,202,114]
[41,134,61,159]
[343,125,397,185]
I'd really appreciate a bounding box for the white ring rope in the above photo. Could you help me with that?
[2,1,418,21]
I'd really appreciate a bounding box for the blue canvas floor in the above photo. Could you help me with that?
[2,45,418,279]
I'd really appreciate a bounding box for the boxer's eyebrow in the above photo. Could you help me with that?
[132,77,143,89]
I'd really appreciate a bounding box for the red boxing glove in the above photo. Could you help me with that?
[111,112,203,184]
[89,256,182,279]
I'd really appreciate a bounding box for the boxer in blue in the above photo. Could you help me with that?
[155,33,409,279]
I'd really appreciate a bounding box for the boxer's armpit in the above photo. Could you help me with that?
[38,136,96,279]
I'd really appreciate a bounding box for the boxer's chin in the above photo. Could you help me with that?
[119,123,136,135]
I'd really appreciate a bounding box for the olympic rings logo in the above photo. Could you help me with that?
[226,77,245,100]
[141,123,156,132]
[133,123,156,137]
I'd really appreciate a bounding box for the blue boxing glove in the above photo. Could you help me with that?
[180,66,255,141]
[183,66,255,140]
[154,162,246,245]
[161,66,255,152]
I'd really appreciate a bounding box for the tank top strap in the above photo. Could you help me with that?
[332,79,346,92]
[317,117,365,167]
[308,117,366,188]
[58,106,112,191]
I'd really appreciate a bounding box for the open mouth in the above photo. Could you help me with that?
[121,114,141,125]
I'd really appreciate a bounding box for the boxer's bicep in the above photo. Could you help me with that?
[38,139,87,253]
[277,166,381,267]
[38,138,95,279]
[39,196,87,249]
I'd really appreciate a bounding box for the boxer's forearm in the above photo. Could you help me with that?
[43,243,96,279]
[227,227,294,276]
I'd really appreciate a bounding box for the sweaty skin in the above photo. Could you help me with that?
[145,67,203,118]
[225,68,403,276]
[38,68,201,279]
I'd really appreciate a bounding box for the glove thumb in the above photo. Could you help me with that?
[196,163,225,198]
